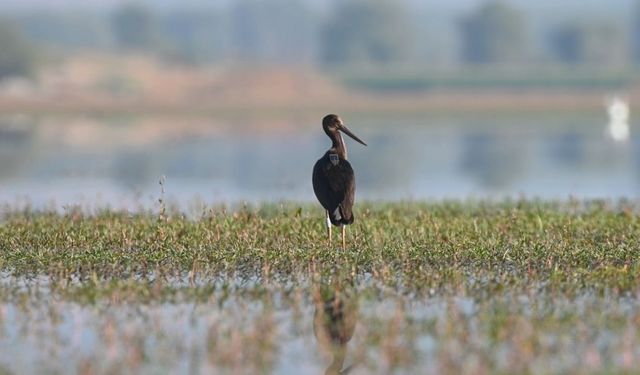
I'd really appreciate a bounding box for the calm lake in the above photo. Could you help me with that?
[0,111,637,209]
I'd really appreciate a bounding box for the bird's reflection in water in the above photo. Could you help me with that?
[312,282,358,375]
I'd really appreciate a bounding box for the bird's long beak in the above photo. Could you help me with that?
[340,124,367,146]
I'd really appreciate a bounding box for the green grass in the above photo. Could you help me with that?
[1,200,639,374]
[1,200,638,296]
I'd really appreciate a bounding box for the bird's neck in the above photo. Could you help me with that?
[330,132,347,160]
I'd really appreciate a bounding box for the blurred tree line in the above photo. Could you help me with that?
[1,0,640,79]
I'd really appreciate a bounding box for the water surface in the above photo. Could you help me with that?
[0,112,637,209]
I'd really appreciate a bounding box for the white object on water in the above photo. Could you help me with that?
[606,96,630,142]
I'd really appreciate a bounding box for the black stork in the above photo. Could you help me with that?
[312,114,367,249]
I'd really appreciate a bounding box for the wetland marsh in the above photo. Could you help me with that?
[1,201,639,374]
[0,110,638,374]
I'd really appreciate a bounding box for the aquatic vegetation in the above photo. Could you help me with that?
[0,200,639,374]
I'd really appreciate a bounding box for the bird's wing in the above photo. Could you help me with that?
[313,157,355,224]
[313,157,342,212]
[335,160,355,224]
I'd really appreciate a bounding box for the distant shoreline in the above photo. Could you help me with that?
[0,89,625,116]
[0,55,633,117]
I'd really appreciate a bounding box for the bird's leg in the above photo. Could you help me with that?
[326,210,332,244]
[341,225,346,250]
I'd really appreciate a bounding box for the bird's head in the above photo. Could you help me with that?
[322,114,367,146]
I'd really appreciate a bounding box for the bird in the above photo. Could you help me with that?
[312,114,367,250]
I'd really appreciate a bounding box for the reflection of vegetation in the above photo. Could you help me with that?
[111,150,156,187]
[546,131,586,167]
[353,133,416,192]
[0,117,36,181]
[459,131,527,189]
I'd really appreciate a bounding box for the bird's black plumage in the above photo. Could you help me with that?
[313,151,356,226]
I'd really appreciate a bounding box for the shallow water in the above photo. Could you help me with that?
[1,279,639,374]
[0,112,638,209]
